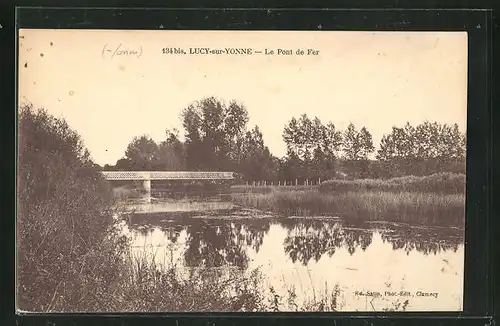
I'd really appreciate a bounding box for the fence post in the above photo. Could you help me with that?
[295,178,298,186]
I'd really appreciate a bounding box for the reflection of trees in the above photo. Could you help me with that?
[280,220,463,265]
[128,214,464,270]
[379,227,463,255]
[183,219,270,269]
[281,220,373,265]
[128,216,270,269]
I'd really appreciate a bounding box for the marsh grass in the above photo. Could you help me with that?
[283,282,343,312]
[319,172,465,195]
[231,188,465,227]
[231,185,316,194]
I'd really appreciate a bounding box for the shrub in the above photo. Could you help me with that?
[17,104,128,312]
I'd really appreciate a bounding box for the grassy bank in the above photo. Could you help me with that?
[106,250,344,312]
[319,172,465,195]
[231,188,465,227]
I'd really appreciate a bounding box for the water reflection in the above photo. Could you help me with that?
[129,216,270,269]
[127,209,463,269]
[281,220,374,265]
[377,224,462,255]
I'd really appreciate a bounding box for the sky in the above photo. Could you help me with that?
[18,29,468,166]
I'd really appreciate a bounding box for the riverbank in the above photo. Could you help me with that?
[106,249,345,312]
[231,174,465,227]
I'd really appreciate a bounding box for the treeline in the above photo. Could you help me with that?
[104,97,466,181]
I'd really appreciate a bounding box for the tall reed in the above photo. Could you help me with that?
[231,188,465,227]
[319,172,465,195]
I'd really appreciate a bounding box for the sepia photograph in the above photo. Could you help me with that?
[17,29,467,313]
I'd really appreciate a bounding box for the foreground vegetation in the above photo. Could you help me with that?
[17,105,130,312]
[231,173,465,227]
[115,250,343,312]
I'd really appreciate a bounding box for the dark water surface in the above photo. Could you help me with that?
[118,194,464,311]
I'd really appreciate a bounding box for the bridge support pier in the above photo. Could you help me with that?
[143,179,151,203]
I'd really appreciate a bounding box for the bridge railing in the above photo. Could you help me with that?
[102,171,236,181]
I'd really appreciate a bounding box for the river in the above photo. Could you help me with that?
[117,193,464,312]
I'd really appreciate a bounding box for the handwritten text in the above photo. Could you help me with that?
[102,43,143,60]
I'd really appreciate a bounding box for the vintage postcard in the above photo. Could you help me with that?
[17,29,467,313]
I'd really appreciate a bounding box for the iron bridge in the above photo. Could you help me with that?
[102,171,236,181]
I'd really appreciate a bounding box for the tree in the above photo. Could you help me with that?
[237,126,277,181]
[322,122,343,159]
[124,135,159,170]
[114,157,133,171]
[280,148,303,182]
[154,141,184,171]
[153,128,186,171]
[342,123,374,161]
[283,114,320,161]
[181,97,249,170]
[340,123,375,179]
[359,127,375,158]
[282,117,301,157]
[377,121,466,176]
[283,114,344,181]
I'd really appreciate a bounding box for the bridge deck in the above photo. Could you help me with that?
[102,171,235,181]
